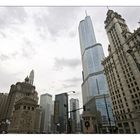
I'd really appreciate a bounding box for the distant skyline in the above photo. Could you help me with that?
[0,7,139,107]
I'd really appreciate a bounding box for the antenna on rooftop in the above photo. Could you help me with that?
[107,6,110,10]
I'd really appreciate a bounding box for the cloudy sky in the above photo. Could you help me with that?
[0,6,139,107]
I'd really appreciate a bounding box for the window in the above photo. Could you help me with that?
[23,106,26,109]
[129,114,132,118]
[123,122,129,127]
[32,107,34,111]
[135,94,138,98]
[133,88,136,92]
[129,90,132,93]
[134,82,137,85]
[131,122,134,127]
[132,76,135,80]
[136,100,140,104]
[133,101,136,105]
[28,106,30,110]
[125,129,131,134]
[136,87,139,91]
[133,129,137,134]
[119,129,124,134]
[118,123,122,127]
[127,108,130,112]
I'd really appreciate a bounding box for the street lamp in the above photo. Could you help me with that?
[127,49,140,71]
[63,90,76,134]
[103,94,112,134]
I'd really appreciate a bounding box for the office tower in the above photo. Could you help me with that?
[7,76,41,133]
[40,93,53,133]
[29,70,34,85]
[102,9,140,133]
[54,93,68,133]
[79,15,109,104]
[78,14,114,133]
[70,98,80,133]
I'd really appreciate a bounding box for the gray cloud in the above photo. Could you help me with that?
[0,31,7,38]
[64,77,82,83]
[0,66,22,92]
[0,7,27,29]
[54,57,81,70]
[33,7,82,38]
[20,38,36,59]
[0,54,10,61]
[62,77,82,89]
[62,83,77,89]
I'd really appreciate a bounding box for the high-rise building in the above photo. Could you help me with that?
[79,15,108,104]
[70,98,81,133]
[78,14,114,133]
[7,76,41,133]
[29,70,34,85]
[40,93,53,133]
[102,9,140,133]
[54,93,68,133]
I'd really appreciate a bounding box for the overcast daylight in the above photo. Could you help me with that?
[0,6,140,108]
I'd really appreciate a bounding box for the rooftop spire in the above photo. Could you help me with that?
[85,10,88,17]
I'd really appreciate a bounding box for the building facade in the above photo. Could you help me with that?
[102,9,140,133]
[70,98,81,133]
[0,93,8,133]
[0,93,8,122]
[54,93,68,133]
[78,15,109,104]
[40,93,53,133]
[78,15,114,133]
[7,77,41,133]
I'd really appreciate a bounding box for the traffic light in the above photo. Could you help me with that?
[83,105,86,111]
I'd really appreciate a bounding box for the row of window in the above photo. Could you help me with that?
[23,106,35,111]
[15,105,35,111]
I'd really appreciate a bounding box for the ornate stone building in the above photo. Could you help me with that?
[0,93,8,122]
[4,76,41,133]
[102,9,140,133]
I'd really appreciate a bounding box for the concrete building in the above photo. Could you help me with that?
[0,93,8,133]
[78,14,114,133]
[82,110,96,134]
[40,93,53,133]
[7,77,41,133]
[84,94,115,133]
[0,93,8,122]
[54,93,68,133]
[70,98,81,133]
[4,76,38,124]
[102,9,140,133]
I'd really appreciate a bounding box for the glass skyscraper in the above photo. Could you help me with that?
[78,15,115,131]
